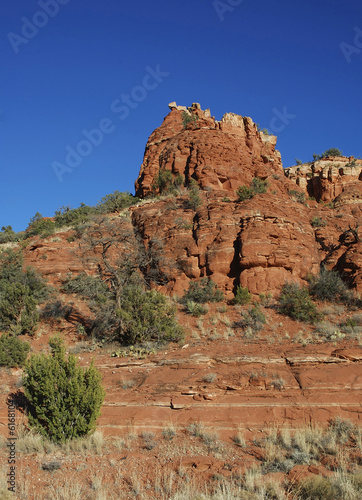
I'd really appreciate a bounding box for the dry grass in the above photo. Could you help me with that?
[46,477,85,500]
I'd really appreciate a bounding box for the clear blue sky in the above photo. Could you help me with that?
[1,0,362,231]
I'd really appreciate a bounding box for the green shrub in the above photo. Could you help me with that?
[236,305,266,332]
[345,158,357,168]
[0,334,30,367]
[151,171,185,197]
[181,278,224,304]
[278,282,321,323]
[237,178,268,201]
[311,216,326,228]
[151,169,177,196]
[0,225,24,244]
[0,249,48,335]
[313,148,343,161]
[92,285,183,345]
[54,204,96,227]
[308,268,351,303]
[96,191,139,213]
[115,286,183,345]
[181,111,198,129]
[185,300,208,317]
[187,179,202,210]
[25,213,56,238]
[289,189,306,204]
[233,285,251,305]
[24,337,105,443]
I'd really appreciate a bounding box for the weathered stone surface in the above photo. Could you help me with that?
[135,104,283,198]
[284,157,362,203]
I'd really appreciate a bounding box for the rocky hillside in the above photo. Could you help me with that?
[0,103,361,499]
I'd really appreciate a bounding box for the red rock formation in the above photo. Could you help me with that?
[135,103,283,197]
[284,157,362,204]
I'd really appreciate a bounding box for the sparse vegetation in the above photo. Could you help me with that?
[186,179,202,210]
[181,111,198,128]
[308,267,352,303]
[235,304,266,334]
[0,225,24,244]
[311,216,326,228]
[313,148,343,161]
[289,189,306,204]
[25,212,56,238]
[237,177,269,201]
[185,300,208,317]
[181,277,224,304]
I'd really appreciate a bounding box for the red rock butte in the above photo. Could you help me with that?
[132,103,361,296]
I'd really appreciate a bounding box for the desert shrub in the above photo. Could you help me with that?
[0,249,48,335]
[233,285,251,305]
[152,168,176,196]
[182,111,198,128]
[0,225,24,244]
[24,337,105,443]
[25,212,56,238]
[186,179,202,210]
[311,216,326,228]
[288,189,306,204]
[237,178,268,201]
[62,273,111,304]
[328,417,354,444]
[294,475,338,500]
[278,282,321,323]
[115,286,183,345]
[185,300,208,317]
[0,334,30,367]
[313,148,343,161]
[181,277,224,304]
[54,203,96,227]
[345,158,357,168]
[93,286,183,345]
[96,190,139,213]
[236,305,266,332]
[308,268,351,303]
[141,431,158,450]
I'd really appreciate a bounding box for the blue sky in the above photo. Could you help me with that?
[1,0,362,231]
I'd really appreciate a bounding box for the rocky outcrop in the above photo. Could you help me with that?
[135,103,283,198]
[284,157,362,204]
[131,192,320,296]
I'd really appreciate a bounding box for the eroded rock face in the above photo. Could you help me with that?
[19,104,362,296]
[284,157,362,204]
[131,192,320,296]
[135,103,283,198]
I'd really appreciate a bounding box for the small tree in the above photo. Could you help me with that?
[0,249,47,335]
[24,337,105,443]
